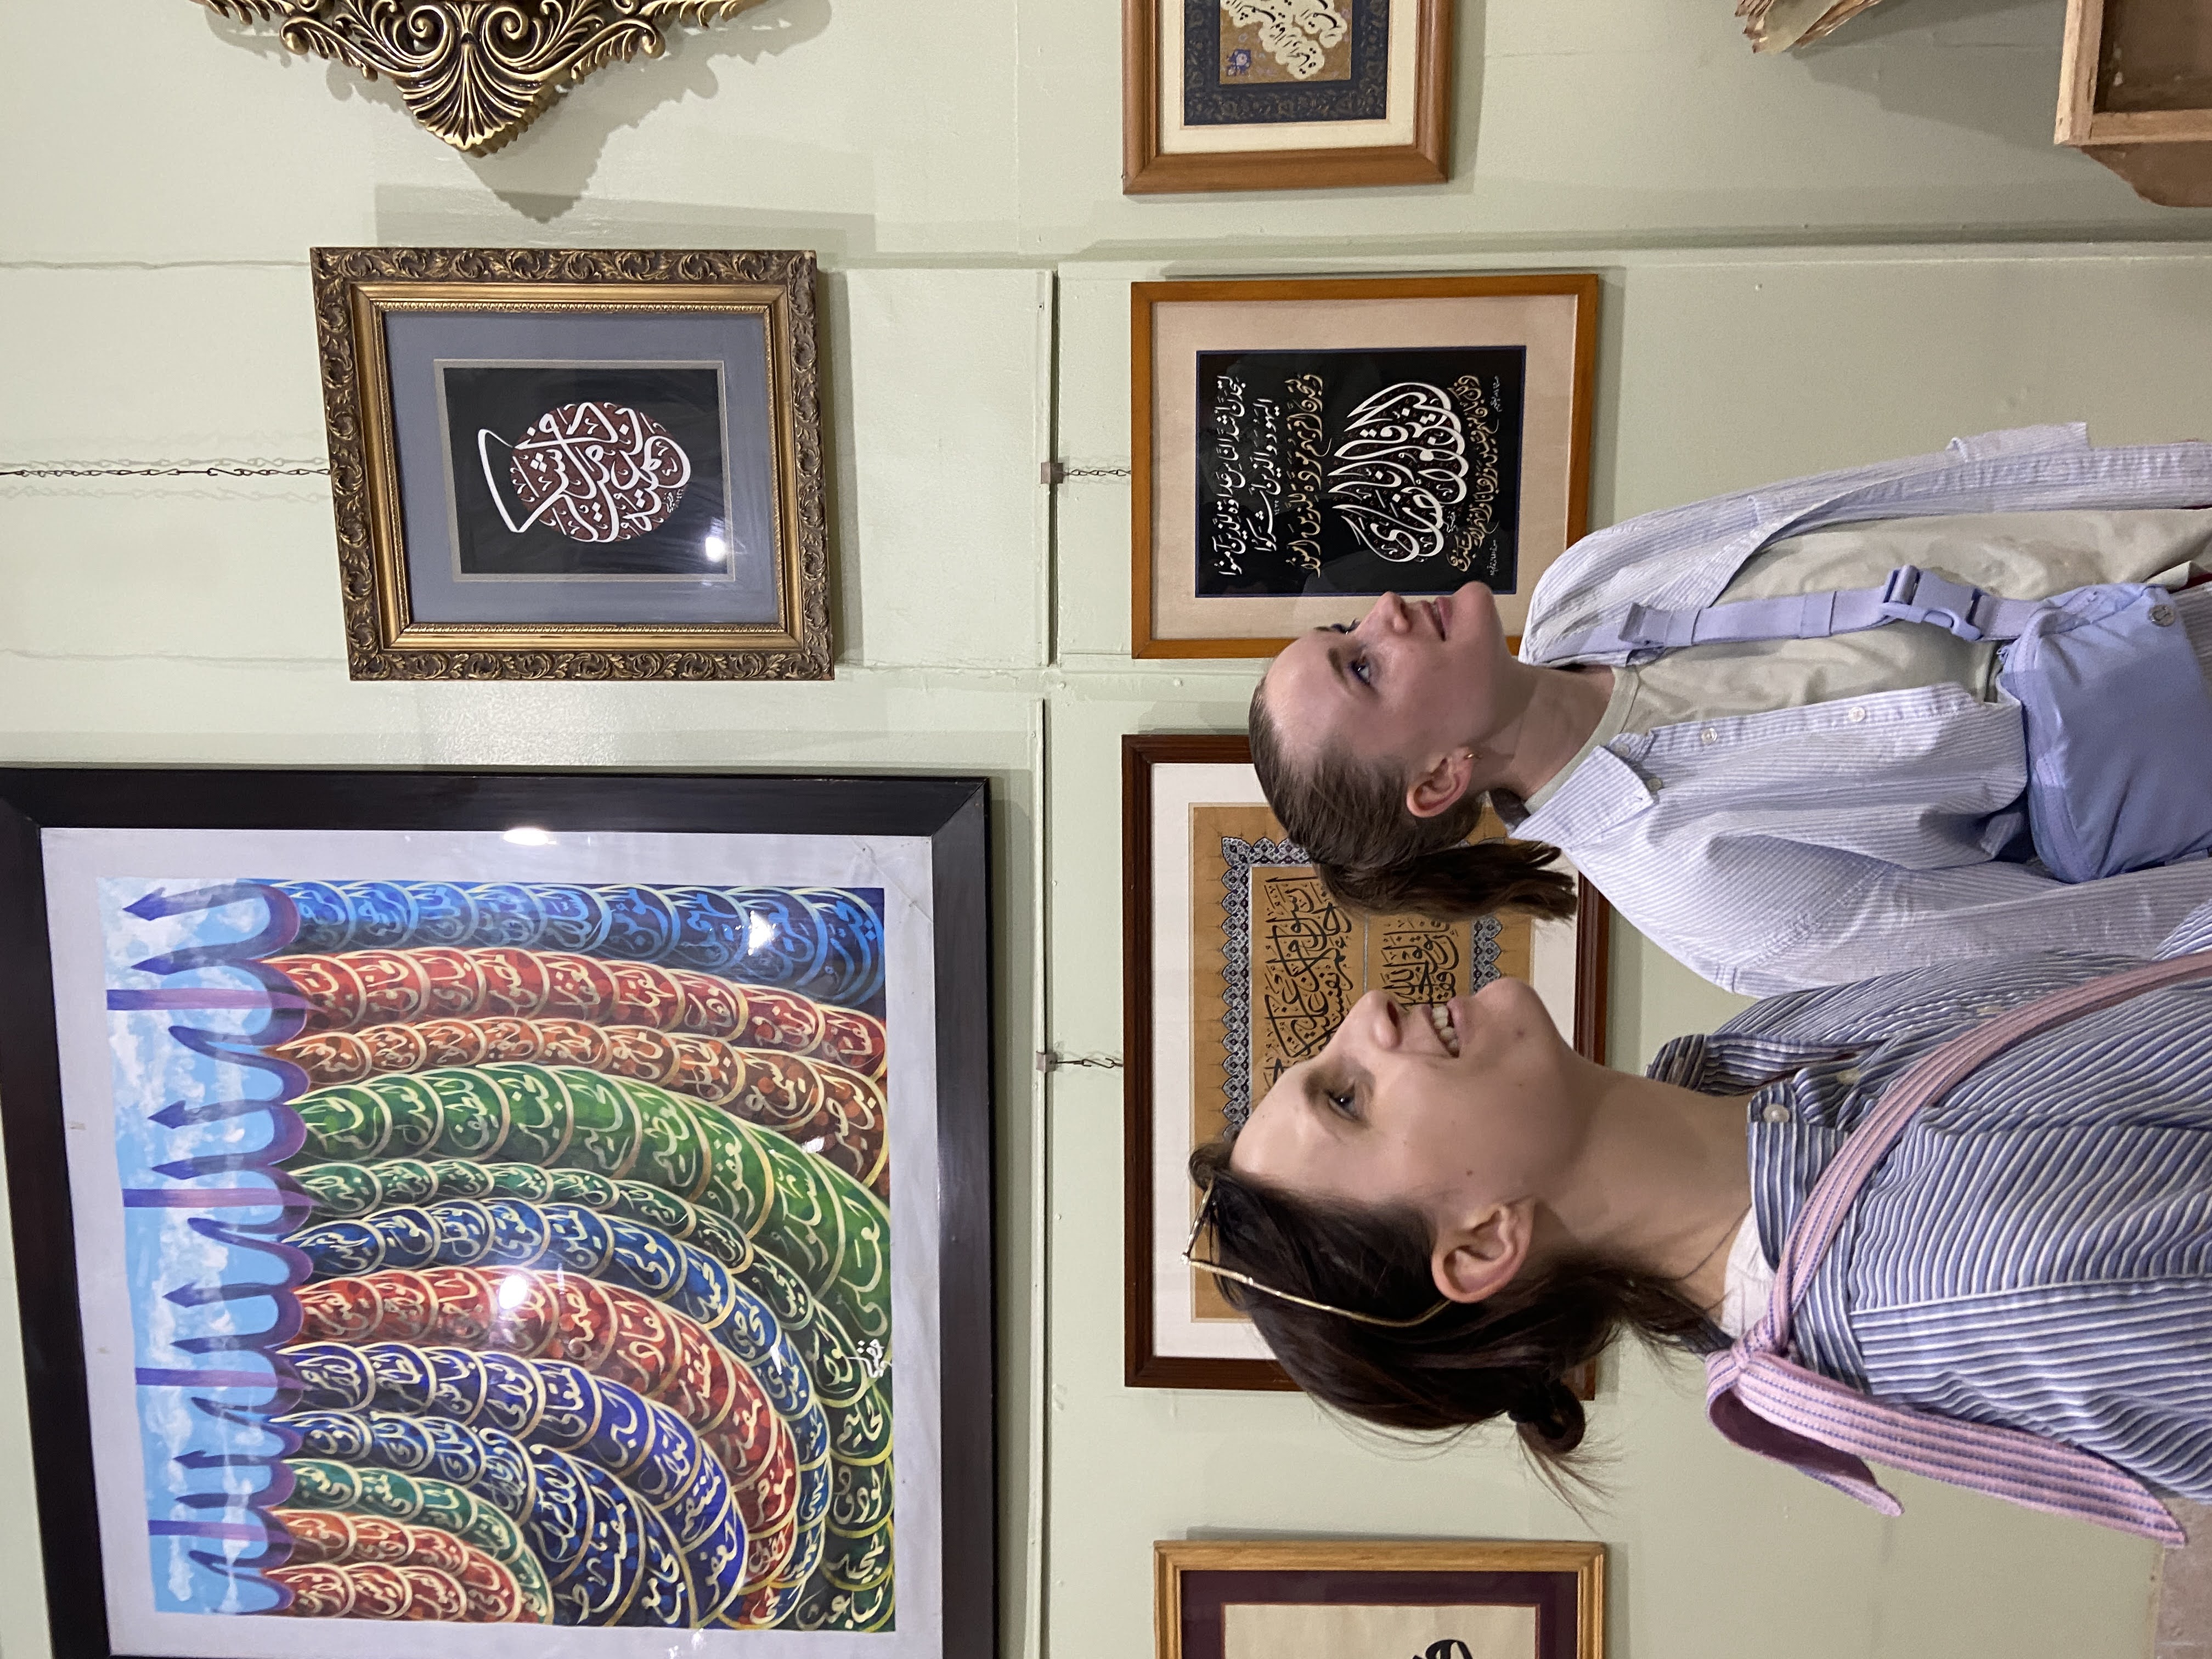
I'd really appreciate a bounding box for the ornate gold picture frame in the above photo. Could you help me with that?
[313,247,832,681]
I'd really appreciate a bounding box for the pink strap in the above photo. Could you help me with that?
[1705,947,2212,1545]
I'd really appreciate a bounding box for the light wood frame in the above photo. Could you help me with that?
[1122,0,1454,193]
[1131,272,1600,660]
[1121,733,1610,1391]
[313,246,832,681]
[1154,1538,1606,1659]
[2056,0,2212,206]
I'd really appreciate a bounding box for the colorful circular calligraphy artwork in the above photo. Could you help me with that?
[119,881,895,1632]
[492,400,694,544]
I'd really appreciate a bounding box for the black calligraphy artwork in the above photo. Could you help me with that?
[438,363,735,580]
[1193,346,1525,600]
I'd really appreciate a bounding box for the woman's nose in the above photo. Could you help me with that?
[1358,990,1401,1047]
[1364,592,1409,634]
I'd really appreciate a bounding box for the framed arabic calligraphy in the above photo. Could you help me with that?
[1122,0,1454,192]
[1122,735,1607,1390]
[1153,1539,1606,1659]
[313,248,832,681]
[1130,275,1598,658]
[0,768,994,1657]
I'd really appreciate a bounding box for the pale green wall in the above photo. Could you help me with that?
[1,1,2203,1656]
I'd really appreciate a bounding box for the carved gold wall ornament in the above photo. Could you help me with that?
[198,1,760,154]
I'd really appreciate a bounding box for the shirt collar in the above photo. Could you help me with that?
[1647,1029,1863,1092]
[1520,667,1641,814]
[1511,743,1660,842]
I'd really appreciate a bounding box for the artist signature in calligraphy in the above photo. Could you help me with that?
[478,398,693,544]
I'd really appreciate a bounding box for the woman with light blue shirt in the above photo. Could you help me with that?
[1250,424,2212,994]
[1184,902,2212,1542]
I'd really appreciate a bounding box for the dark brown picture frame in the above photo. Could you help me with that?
[1122,0,1454,193]
[1123,733,1610,1391]
[313,246,833,681]
[0,768,994,1659]
[1131,273,1600,659]
[1154,1538,1605,1659]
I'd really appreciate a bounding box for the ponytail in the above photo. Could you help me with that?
[1249,681,1577,924]
[1188,1139,1708,1479]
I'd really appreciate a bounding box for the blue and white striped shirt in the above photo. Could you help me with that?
[1506,425,2212,995]
[1650,900,2212,1504]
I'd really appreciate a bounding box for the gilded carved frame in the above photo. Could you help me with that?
[200,3,763,155]
[313,246,832,681]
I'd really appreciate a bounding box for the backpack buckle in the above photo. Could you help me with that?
[1877,565,1989,643]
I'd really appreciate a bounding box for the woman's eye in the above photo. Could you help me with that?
[1348,655,1373,687]
[1327,1085,1361,1119]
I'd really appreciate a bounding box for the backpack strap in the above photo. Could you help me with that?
[1548,565,2050,659]
[1703,947,2212,1545]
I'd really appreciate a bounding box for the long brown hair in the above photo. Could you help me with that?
[1188,1138,1709,1475]
[1248,680,1577,923]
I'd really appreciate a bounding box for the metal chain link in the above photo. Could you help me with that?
[1040,460,1133,484]
[0,461,329,478]
[1034,1051,1126,1073]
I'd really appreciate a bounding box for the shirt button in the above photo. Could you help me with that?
[1701,727,1719,744]
[1974,1002,2004,1017]
[2151,603,2179,627]
[1836,1068,1861,1086]
[1848,707,1869,724]
[1762,1103,1793,1125]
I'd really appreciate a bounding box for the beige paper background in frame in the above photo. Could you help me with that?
[1132,276,1598,658]
[1222,1601,1539,1659]
[1154,0,1421,155]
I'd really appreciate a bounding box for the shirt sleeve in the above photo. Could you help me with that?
[1723,857,2212,997]
[2154,897,2212,960]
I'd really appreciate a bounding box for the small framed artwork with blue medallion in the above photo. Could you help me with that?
[1123,0,1454,192]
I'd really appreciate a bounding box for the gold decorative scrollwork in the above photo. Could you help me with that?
[197,1,763,154]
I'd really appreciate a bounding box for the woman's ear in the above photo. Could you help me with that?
[1405,749,1473,821]
[1431,1201,1533,1305]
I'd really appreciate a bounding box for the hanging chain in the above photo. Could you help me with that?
[1039,460,1132,485]
[1034,1050,1126,1073]
[0,460,329,479]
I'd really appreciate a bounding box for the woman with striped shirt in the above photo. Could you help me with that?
[1187,902,2212,1538]
[1250,425,2212,995]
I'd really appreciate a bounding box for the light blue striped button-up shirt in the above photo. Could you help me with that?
[1507,425,2212,995]
[1650,900,2212,1507]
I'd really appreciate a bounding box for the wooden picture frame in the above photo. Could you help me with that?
[1154,1538,1605,1659]
[0,768,994,1657]
[1131,273,1599,659]
[1122,734,1609,1391]
[313,247,832,681]
[2056,0,2212,206]
[1122,0,1454,194]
